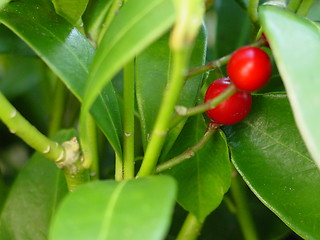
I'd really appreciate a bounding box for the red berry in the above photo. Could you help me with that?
[227,46,272,92]
[204,78,252,125]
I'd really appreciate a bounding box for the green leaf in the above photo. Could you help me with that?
[49,175,177,240]
[0,25,35,56]
[165,116,231,222]
[214,0,250,58]
[82,0,112,42]
[260,6,320,169]
[0,0,122,156]
[0,129,73,240]
[0,55,42,99]
[136,26,207,152]
[51,0,89,25]
[0,171,8,213]
[82,0,176,112]
[224,94,320,239]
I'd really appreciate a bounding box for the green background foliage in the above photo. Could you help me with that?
[0,0,320,239]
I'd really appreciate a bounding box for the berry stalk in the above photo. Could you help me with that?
[156,122,220,173]
[186,38,266,79]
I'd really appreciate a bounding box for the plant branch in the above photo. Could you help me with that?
[123,59,135,179]
[287,0,302,12]
[115,153,123,180]
[137,0,205,177]
[137,49,191,177]
[79,114,99,171]
[296,0,316,16]
[0,91,64,162]
[176,213,203,240]
[58,137,90,192]
[247,0,259,24]
[0,92,89,191]
[156,122,220,173]
[97,0,124,44]
[186,38,266,79]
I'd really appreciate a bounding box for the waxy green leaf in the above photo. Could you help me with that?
[0,55,42,99]
[49,175,176,240]
[224,94,320,239]
[214,0,250,58]
[82,0,176,112]
[165,116,231,222]
[0,25,35,56]
[0,0,122,156]
[0,129,73,240]
[82,0,112,42]
[136,26,207,152]
[260,6,320,170]
[51,0,89,25]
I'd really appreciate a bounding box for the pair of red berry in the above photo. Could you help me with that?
[205,46,272,125]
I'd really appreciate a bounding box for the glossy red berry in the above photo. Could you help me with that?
[204,78,252,125]
[227,46,272,92]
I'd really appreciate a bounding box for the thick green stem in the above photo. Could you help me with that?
[156,122,219,173]
[0,92,88,190]
[247,0,259,24]
[287,0,302,12]
[296,0,315,16]
[176,213,203,240]
[58,137,90,191]
[80,114,99,172]
[0,91,64,161]
[123,59,135,179]
[97,0,124,44]
[186,38,266,79]
[231,170,259,240]
[48,80,67,137]
[64,168,90,192]
[87,115,99,180]
[115,153,123,180]
[137,49,190,177]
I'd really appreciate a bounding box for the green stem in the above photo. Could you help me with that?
[247,0,259,24]
[115,153,123,180]
[58,137,90,191]
[296,0,315,16]
[0,91,64,162]
[48,80,67,137]
[172,84,236,128]
[64,168,90,192]
[156,122,219,173]
[287,0,302,12]
[176,213,203,240]
[80,114,99,173]
[231,170,259,240]
[123,59,135,179]
[87,115,99,180]
[137,49,191,177]
[186,38,266,79]
[97,0,124,44]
